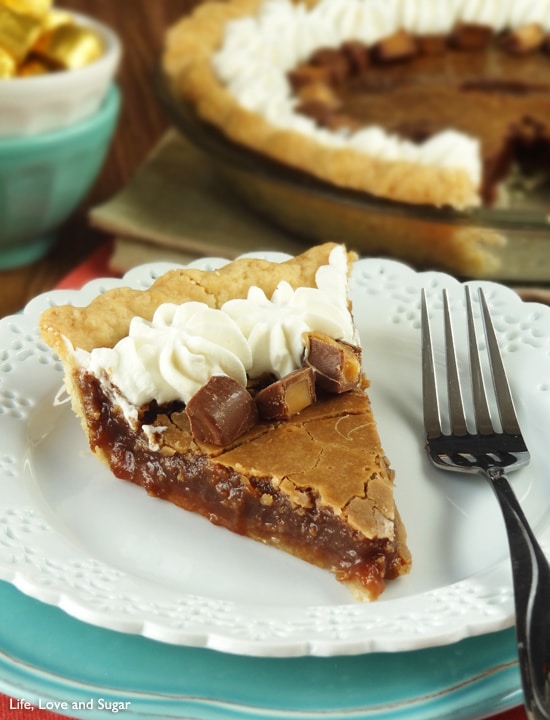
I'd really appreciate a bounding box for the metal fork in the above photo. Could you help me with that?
[421,286,550,720]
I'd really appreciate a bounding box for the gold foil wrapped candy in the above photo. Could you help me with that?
[3,0,53,18]
[33,22,104,69]
[0,3,43,64]
[0,44,16,76]
[0,0,104,78]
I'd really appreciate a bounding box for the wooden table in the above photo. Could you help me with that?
[0,0,201,318]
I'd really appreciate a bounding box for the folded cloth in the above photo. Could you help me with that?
[88,129,550,299]
[89,128,305,270]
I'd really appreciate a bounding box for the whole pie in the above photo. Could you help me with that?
[39,243,411,600]
[163,0,550,210]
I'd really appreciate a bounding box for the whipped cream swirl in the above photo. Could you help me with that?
[223,246,357,377]
[74,246,357,412]
[78,301,253,408]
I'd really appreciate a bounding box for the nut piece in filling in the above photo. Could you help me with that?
[39,243,411,600]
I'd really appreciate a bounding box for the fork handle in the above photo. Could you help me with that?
[486,467,550,720]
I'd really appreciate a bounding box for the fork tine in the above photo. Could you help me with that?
[465,286,494,435]
[443,290,468,437]
[478,288,522,436]
[421,289,442,439]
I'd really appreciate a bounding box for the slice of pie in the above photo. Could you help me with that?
[39,243,411,600]
[163,0,550,210]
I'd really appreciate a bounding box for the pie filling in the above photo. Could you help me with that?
[79,370,407,598]
[290,28,550,204]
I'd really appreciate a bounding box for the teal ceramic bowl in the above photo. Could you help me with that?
[0,83,120,269]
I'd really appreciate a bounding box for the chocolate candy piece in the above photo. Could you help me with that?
[186,375,258,446]
[451,22,493,51]
[256,367,316,421]
[0,3,42,63]
[310,47,350,84]
[33,22,104,69]
[304,332,362,393]
[341,41,370,74]
[417,35,448,56]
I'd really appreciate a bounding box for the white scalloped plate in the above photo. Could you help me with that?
[0,254,549,657]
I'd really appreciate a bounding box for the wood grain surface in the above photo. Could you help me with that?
[0,0,202,318]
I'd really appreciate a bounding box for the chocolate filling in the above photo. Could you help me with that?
[78,370,407,596]
[290,28,550,204]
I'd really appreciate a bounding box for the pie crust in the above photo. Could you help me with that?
[40,243,412,600]
[163,0,550,210]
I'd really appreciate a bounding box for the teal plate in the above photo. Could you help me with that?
[0,580,521,719]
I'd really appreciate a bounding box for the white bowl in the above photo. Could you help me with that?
[0,9,121,138]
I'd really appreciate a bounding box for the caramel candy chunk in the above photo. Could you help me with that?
[373,29,418,62]
[295,79,340,109]
[451,22,493,50]
[186,375,258,446]
[288,61,332,90]
[304,332,362,393]
[501,23,545,54]
[256,367,316,421]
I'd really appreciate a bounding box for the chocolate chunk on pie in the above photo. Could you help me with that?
[163,0,550,210]
[39,243,411,600]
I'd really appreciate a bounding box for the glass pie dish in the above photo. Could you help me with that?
[156,69,550,283]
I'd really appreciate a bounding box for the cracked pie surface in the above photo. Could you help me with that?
[40,244,411,600]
